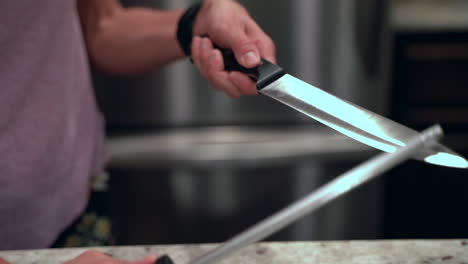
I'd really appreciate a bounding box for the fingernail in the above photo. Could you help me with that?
[242,51,259,66]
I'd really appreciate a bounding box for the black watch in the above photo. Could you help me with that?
[176,2,203,56]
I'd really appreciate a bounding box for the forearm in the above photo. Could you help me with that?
[79,1,185,74]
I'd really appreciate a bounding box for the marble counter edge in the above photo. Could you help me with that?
[2,239,468,264]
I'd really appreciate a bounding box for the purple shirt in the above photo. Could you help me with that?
[0,0,106,249]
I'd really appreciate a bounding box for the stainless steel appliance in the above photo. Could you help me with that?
[94,0,391,244]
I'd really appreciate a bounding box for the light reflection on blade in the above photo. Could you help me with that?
[301,112,398,153]
[425,152,468,168]
[262,75,406,147]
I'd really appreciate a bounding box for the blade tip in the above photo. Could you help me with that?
[424,152,468,169]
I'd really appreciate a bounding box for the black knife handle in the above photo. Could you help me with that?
[155,255,175,264]
[213,46,286,90]
[216,47,259,79]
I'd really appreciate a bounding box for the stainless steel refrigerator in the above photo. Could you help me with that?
[95,0,391,245]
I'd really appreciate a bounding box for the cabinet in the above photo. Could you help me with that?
[384,31,468,238]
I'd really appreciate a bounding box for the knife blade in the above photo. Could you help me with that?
[218,49,468,168]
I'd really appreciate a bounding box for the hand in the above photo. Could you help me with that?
[0,257,10,264]
[65,250,158,264]
[191,0,276,98]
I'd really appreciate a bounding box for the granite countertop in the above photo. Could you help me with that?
[392,0,468,32]
[1,240,468,264]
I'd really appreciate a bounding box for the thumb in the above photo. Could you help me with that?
[227,29,261,68]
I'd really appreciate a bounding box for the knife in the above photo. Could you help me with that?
[217,49,468,168]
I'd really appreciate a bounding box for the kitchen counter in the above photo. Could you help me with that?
[392,0,468,32]
[1,240,468,264]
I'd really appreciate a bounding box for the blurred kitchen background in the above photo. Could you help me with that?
[92,0,468,245]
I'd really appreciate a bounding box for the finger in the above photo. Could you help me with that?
[192,37,214,84]
[191,36,203,69]
[255,37,276,64]
[197,38,222,90]
[226,27,261,68]
[210,71,241,98]
[204,35,258,96]
[194,38,241,98]
[0,257,11,264]
[229,71,258,95]
[65,250,110,264]
[194,37,213,77]
[204,48,225,91]
[192,37,213,80]
[200,37,215,74]
[216,76,241,98]
[205,49,241,98]
[246,24,277,63]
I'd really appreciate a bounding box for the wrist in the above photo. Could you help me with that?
[176,2,203,56]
